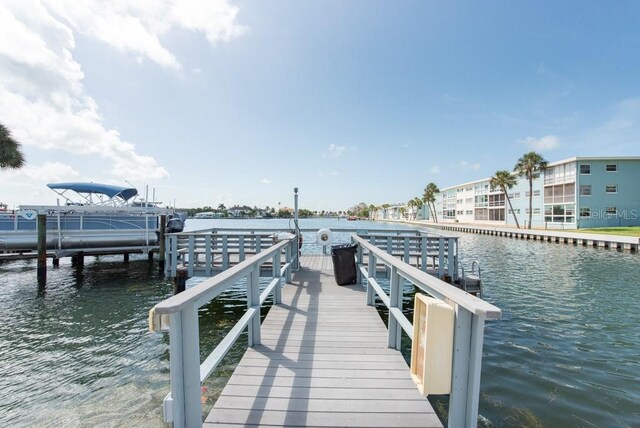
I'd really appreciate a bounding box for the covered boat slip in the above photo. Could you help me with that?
[206,254,441,427]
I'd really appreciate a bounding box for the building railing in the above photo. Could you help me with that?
[351,234,501,428]
[148,236,297,427]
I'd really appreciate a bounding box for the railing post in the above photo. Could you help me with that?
[438,238,445,278]
[448,238,455,279]
[285,242,292,283]
[239,235,245,262]
[273,252,282,304]
[386,237,392,278]
[466,314,486,427]
[256,235,262,254]
[169,306,202,428]
[356,239,363,284]
[187,235,195,277]
[387,266,402,350]
[420,235,427,272]
[170,234,178,277]
[367,253,376,306]
[403,237,410,265]
[205,234,212,276]
[448,305,472,428]
[222,235,229,270]
[247,268,261,346]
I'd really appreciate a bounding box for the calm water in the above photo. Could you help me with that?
[0,218,638,427]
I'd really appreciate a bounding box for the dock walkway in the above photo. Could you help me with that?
[205,254,442,427]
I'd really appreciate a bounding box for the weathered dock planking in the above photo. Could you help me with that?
[205,254,442,427]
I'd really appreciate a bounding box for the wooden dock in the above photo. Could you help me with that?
[205,254,442,427]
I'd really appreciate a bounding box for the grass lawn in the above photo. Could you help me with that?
[575,227,640,237]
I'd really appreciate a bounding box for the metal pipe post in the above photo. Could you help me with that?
[293,187,300,270]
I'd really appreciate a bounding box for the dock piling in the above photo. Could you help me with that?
[173,267,188,294]
[37,214,47,285]
[158,214,166,269]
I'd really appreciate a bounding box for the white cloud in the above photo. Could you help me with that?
[0,0,246,195]
[5,161,79,182]
[518,135,560,151]
[329,171,339,176]
[44,0,247,69]
[261,178,271,184]
[327,144,346,157]
[460,160,480,170]
[430,166,440,174]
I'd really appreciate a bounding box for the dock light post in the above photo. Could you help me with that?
[293,187,300,270]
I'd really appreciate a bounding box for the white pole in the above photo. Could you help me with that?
[293,187,300,270]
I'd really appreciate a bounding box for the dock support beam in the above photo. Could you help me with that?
[37,213,47,285]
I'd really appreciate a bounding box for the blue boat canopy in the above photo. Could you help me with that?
[47,182,138,201]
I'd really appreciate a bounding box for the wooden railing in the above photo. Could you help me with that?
[351,234,501,428]
[148,236,298,427]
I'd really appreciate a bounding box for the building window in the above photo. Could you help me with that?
[544,204,575,223]
[525,208,541,215]
[606,164,618,172]
[465,210,473,215]
[605,207,617,216]
[605,185,618,194]
[580,207,591,218]
[508,208,520,214]
[580,164,591,175]
[544,183,575,204]
[475,208,488,221]
[579,185,592,196]
[524,190,540,197]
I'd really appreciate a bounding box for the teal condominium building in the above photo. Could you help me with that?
[423,157,640,229]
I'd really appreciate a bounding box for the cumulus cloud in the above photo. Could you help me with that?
[261,178,271,184]
[460,160,480,170]
[518,135,560,151]
[430,166,440,174]
[45,0,247,69]
[0,0,246,189]
[329,171,339,176]
[5,161,79,182]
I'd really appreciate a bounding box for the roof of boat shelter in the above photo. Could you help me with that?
[47,182,138,200]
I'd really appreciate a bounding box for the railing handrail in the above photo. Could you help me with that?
[167,227,458,238]
[352,234,500,319]
[152,239,291,315]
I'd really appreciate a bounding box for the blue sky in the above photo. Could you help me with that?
[1,1,639,210]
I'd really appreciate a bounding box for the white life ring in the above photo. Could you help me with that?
[316,228,333,246]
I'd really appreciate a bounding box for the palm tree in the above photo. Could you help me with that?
[490,170,520,229]
[399,207,406,220]
[412,197,424,220]
[0,124,25,169]
[422,182,439,223]
[381,203,390,219]
[368,204,376,220]
[407,199,416,220]
[515,152,547,229]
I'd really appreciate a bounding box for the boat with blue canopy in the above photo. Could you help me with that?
[0,182,181,253]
